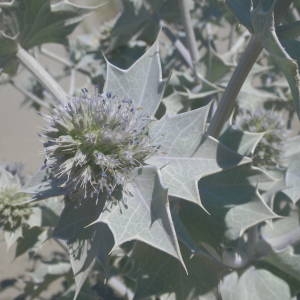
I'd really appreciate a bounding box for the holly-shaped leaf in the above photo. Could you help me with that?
[68,224,114,299]
[147,107,250,209]
[261,211,300,251]
[92,166,185,269]
[225,191,277,240]
[131,242,222,300]
[220,126,264,157]
[178,164,275,248]
[104,39,165,117]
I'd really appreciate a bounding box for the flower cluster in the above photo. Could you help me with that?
[235,109,286,167]
[0,168,31,231]
[43,91,155,201]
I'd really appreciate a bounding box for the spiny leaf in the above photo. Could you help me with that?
[184,164,275,244]
[104,38,165,117]
[50,195,114,299]
[261,211,300,251]
[93,166,185,270]
[131,242,222,300]
[220,126,264,157]
[225,191,277,240]
[53,197,104,242]
[68,224,114,300]
[147,107,250,209]
[219,267,292,300]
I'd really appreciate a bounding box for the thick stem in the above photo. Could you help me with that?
[207,0,293,138]
[16,46,68,104]
[207,36,262,137]
[178,0,199,78]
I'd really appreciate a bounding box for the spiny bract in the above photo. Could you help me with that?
[43,91,155,201]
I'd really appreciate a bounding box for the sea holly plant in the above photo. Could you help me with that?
[1,0,300,299]
[25,40,253,297]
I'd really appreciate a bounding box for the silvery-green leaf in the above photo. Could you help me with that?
[282,135,300,162]
[251,1,300,118]
[163,92,190,115]
[104,39,165,117]
[261,211,300,251]
[93,166,185,269]
[282,154,300,204]
[225,191,277,240]
[219,267,292,300]
[220,126,264,157]
[68,224,114,300]
[176,165,273,247]
[147,107,250,209]
[131,242,221,300]
[53,197,104,242]
[264,247,300,286]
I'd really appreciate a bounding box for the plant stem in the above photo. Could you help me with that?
[178,0,199,79]
[207,36,262,138]
[16,46,68,104]
[40,47,73,68]
[207,0,293,138]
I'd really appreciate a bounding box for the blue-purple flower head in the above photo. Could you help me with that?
[43,91,155,201]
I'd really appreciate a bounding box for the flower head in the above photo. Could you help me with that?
[0,167,31,231]
[234,109,286,167]
[43,91,155,200]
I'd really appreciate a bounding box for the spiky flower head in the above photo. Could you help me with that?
[43,91,155,201]
[0,167,31,231]
[234,109,286,167]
